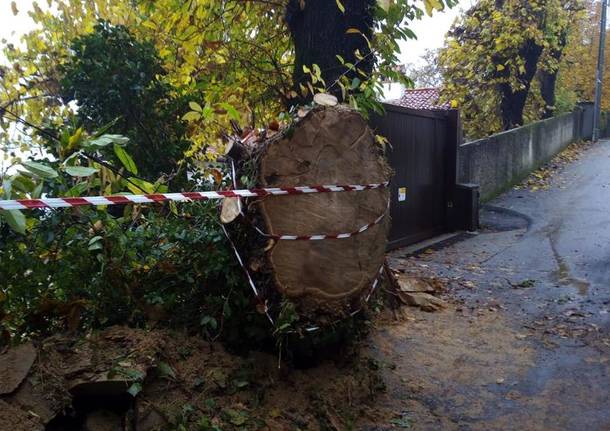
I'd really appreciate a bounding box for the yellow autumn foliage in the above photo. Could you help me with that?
[1,0,454,163]
[439,0,584,139]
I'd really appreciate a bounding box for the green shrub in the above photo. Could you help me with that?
[60,21,192,179]
[0,124,268,349]
[0,201,269,346]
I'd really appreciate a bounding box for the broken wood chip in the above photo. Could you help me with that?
[388,274,447,312]
[263,239,275,252]
[249,257,263,272]
[396,291,447,312]
[220,197,242,224]
[396,276,443,294]
[313,93,338,106]
[0,342,36,395]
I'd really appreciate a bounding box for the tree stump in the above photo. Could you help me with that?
[246,106,391,326]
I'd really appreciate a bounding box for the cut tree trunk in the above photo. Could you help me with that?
[238,106,391,326]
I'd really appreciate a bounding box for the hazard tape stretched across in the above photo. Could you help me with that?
[221,222,384,332]
[0,183,388,211]
[1,164,388,331]
[250,204,389,241]
[222,160,391,242]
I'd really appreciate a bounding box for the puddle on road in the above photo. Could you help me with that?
[548,230,590,295]
[554,257,590,295]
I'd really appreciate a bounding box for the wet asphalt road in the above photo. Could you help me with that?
[480,139,610,333]
[376,140,610,430]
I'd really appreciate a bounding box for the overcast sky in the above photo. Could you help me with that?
[400,1,475,65]
[0,0,38,45]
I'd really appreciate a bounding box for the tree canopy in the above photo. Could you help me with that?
[439,0,583,138]
[60,21,189,179]
[1,0,456,167]
[556,0,610,112]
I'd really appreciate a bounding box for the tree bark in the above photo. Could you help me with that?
[539,69,559,119]
[285,0,375,104]
[498,41,543,130]
[539,32,568,119]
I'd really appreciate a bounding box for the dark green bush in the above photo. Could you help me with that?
[60,21,192,179]
[0,202,269,347]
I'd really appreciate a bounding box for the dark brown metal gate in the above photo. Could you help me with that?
[370,103,460,250]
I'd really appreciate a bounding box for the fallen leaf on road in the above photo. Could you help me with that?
[397,291,447,312]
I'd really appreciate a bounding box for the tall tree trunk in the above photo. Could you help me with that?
[539,69,559,119]
[285,0,375,104]
[539,32,568,119]
[498,41,543,130]
[498,82,528,130]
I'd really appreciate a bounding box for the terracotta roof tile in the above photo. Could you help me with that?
[388,88,450,110]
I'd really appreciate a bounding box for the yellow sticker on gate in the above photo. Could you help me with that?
[398,187,407,202]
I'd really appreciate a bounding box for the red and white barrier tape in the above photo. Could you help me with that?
[0,183,389,211]
[221,161,385,330]
[251,206,388,241]
[2,154,388,331]
[221,221,384,332]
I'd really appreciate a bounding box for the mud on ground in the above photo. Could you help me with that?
[0,324,398,431]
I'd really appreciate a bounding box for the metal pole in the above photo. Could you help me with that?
[593,0,608,141]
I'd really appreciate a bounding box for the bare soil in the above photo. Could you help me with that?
[0,324,394,430]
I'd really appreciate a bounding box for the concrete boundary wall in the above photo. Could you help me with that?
[457,108,591,202]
